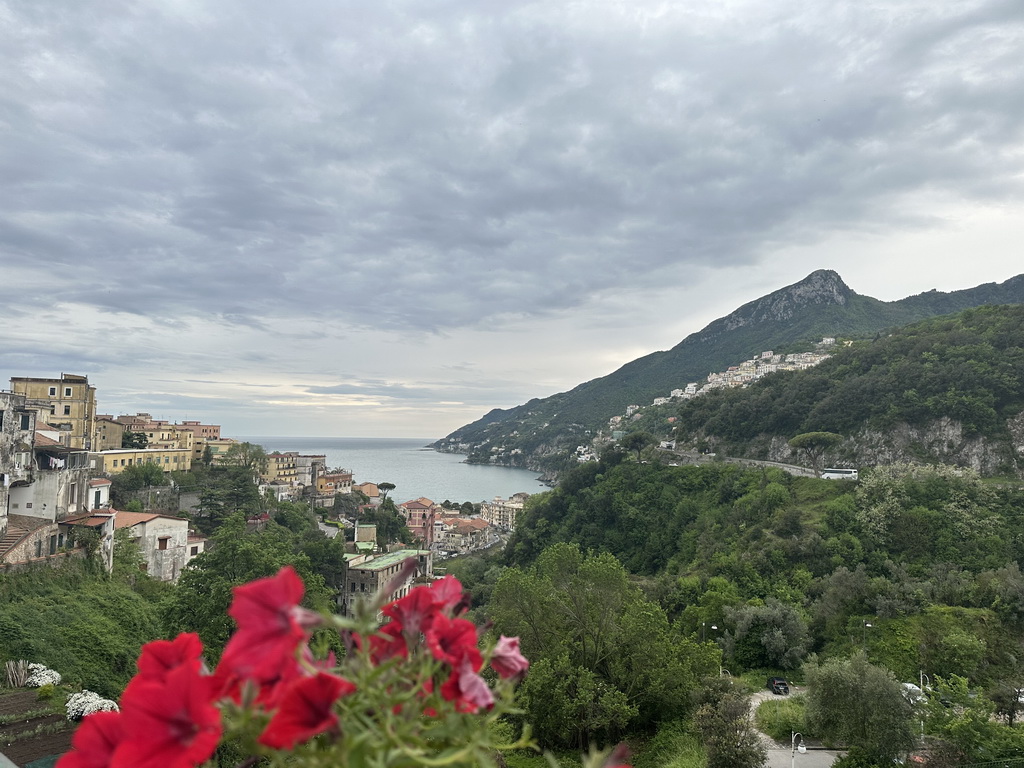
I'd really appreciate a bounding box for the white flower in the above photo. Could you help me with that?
[25,663,62,687]
[66,690,119,720]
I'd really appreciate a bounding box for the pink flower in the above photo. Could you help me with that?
[440,655,494,713]
[490,636,529,681]
[258,672,356,749]
[429,575,468,615]
[56,711,122,768]
[113,661,221,768]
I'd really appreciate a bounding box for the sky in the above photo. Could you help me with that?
[2,0,1023,439]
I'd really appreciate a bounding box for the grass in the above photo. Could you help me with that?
[755,695,809,742]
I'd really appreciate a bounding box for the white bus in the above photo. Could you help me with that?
[821,468,858,480]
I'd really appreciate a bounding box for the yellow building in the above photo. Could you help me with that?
[263,452,299,485]
[94,448,193,474]
[10,374,97,450]
[94,415,127,451]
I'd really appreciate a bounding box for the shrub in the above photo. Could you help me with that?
[35,683,56,701]
[65,690,119,721]
[25,663,62,687]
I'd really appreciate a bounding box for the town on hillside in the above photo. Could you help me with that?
[574,339,840,462]
[0,372,531,587]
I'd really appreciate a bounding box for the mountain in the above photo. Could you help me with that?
[434,270,1024,470]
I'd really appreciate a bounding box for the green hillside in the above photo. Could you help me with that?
[435,271,1024,470]
[673,304,1024,474]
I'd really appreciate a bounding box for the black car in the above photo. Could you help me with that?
[767,676,789,695]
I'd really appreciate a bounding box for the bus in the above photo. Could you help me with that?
[821,468,858,480]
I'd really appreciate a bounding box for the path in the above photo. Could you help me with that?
[749,689,844,768]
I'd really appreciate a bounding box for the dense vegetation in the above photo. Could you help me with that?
[674,305,1024,463]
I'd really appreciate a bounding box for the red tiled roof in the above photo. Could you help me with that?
[88,478,112,487]
[34,432,62,447]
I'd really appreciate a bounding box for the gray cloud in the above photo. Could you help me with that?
[2,0,1023,435]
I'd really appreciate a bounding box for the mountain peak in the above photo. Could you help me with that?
[712,270,853,333]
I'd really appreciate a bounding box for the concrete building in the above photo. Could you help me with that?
[114,511,194,582]
[177,420,221,440]
[341,549,433,616]
[10,374,97,450]
[480,493,530,530]
[94,447,193,474]
[94,415,127,451]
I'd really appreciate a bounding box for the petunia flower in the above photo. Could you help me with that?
[363,621,409,665]
[113,660,222,768]
[381,586,438,637]
[55,710,123,768]
[424,614,482,670]
[490,635,529,681]
[428,575,468,615]
[135,632,205,682]
[217,566,318,687]
[440,655,495,713]
[258,672,356,749]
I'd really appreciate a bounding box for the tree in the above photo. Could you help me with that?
[121,431,148,449]
[804,652,916,764]
[788,431,843,477]
[222,441,269,477]
[377,482,396,501]
[490,543,716,748]
[694,677,767,768]
[110,462,168,507]
[619,431,655,462]
[724,599,809,670]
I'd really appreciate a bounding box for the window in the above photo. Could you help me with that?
[20,413,31,430]
[158,537,170,551]
[190,546,199,556]
[36,541,42,557]
[49,387,56,396]
[64,387,72,396]
[63,405,71,415]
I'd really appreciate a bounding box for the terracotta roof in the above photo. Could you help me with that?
[89,478,112,487]
[114,511,189,529]
[33,432,62,447]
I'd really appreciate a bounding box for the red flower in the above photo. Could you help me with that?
[136,633,204,682]
[424,614,482,669]
[258,672,356,749]
[113,661,222,768]
[217,566,317,687]
[364,621,409,665]
[440,655,494,713]
[56,711,122,768]
[490,635,529,680]
[381,586,438,636]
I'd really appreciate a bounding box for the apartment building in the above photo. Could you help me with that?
[10,374,97,450]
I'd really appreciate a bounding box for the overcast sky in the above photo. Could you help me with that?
[2,0,1023,439]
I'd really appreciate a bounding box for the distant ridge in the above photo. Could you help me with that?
[434,271,1024,470]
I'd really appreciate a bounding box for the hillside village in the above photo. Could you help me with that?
[568,341,838,462]
[0,372,529,587]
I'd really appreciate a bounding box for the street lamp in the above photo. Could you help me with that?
[791,732,806,768]
[700,622,718,643]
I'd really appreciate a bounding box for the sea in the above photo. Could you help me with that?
[235,436,549,504]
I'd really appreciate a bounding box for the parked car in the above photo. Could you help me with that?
[767,677,789,695]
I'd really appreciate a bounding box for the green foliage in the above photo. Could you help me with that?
[692,678,766,768]
[34,684,56,701]
[0,560,164,697]
[163,515,332,660]
[630,720,705,768]
[754,695,806,741]
[491,544,716,748]
[724,599,809,670]
[220,441,269,476]
[804,652,916,763]
[676,305,1024,457]
[110,462,168,506]
[121,430,148,449]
